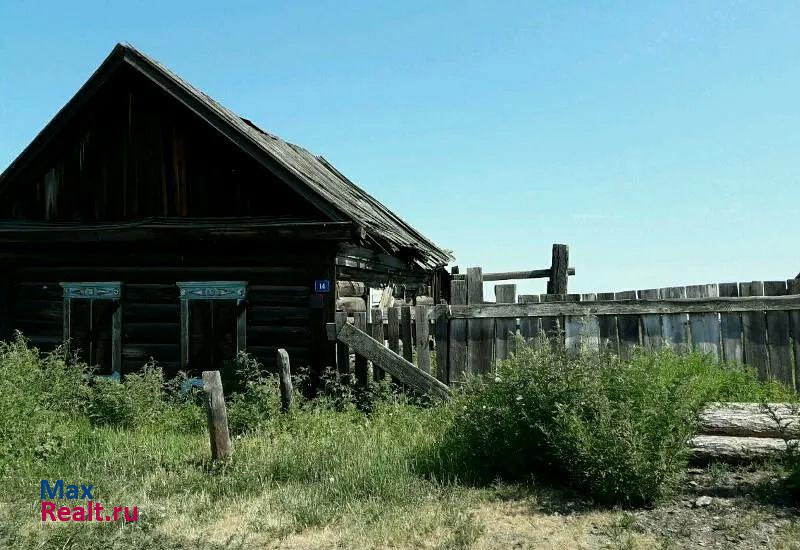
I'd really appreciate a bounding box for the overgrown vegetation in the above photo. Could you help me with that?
[0,333,797,548]
[431,339,796,506]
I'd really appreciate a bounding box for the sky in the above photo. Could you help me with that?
[1,1,798,296]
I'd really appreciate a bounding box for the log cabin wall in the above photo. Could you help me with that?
[5,242,337,376]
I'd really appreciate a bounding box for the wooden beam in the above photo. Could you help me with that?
[448,295,800,318]
[277,349,293,412]
[453,267,575,281]
[330,322,449,400]
[547,244,569,294]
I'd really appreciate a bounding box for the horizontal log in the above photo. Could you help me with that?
[331,322,449,400]
[452,267,576,281]
[698,403,800,438]
[336,296,366,314]
[336,281,367,297]
[689,435,798,461]
[448,295,800,318]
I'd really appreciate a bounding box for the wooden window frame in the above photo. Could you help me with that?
[60,282,122,377]
[177,281,247,371]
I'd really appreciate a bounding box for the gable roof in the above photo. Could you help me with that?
[0,43,451,269]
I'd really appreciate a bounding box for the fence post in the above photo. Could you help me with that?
[371,307,386,381]
[400,305,413,364]
[547,244,569,294]
[466,267,493,374]
[354,311,369,386]
[202,370,232,460]
[277,348,293,412]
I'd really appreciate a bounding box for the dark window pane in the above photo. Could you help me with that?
[187,300,239,374]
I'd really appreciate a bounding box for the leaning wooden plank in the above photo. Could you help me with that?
[494,284,516,362]
[614,291,640,360]
[698,403,800,439]
[447,294,800,317]
[686,284,720,361]
[764,281,793,386]
[718,282,743,364]
[596,292,618,354]
[788,279,800,391]
[333,322,449,400]
[661,286,689,353]
[740,281,769,380]
[689,435,798,462]
[415,305,431,374]
[466,267,493,375]
[637,288,662,351]
[448,279,468,383]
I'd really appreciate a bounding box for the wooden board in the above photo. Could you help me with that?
[370,308,386,381]
[686,284,720,361]
[400,305,413,364]
[493,284,516,362]
[517,294,542,347]
[596,292,618,354]
[466,267,493,375]
[788,279,800,391]
[614,290,639,360]
[448,280,468,383]
[353,312,368,386]
[740,281,769,380]
[657,286,687,353]
[637,288,663,350]
[764,281,793,386]
[335,311,350,379]
[414,305,431,374]
[718,282,743,364]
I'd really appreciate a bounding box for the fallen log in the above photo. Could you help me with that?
[689,435,798,462]
[698,403,800,439]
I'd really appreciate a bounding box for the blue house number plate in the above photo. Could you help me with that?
[314,280,331,293]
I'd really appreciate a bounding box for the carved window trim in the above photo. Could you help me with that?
[60,282,122,377]
[176,281,248,371]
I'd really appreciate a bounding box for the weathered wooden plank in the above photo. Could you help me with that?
[595,292,618,354]
[686,284,720,361]
[741,281,769,380]
[466,267,493,375]
[400,305,413,364]
[335,311,349,379]
[448,280,468,383]
[353,311,368,386]
[718,282,743,364]
[494,284,516,362]
[689,435,798,461]
[414,305,431,374]
[448,294,800,318]
[371,308,386,381]
[764,281,793,386]
[434,303,449,384]
[539,294,562,345]
[547,244,569,295]
[202,370,232,460]
[614,291,640,360]
[564,293,599,353]
[660,286,689,353]
[637,289,663,350]
[332,322,449,400]
[518,294,542,347]
[788,279,800,391]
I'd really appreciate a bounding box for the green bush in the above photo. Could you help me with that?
[433,341,794,506]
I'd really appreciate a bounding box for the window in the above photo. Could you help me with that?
[60,282,122,376]
[177,282,247,373]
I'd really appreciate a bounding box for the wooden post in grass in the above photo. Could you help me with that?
[277,348,293,412]
[201,370,232,460]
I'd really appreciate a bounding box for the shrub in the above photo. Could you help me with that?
[433,341,793,506]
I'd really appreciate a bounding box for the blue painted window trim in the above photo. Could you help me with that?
[176,281,247,301]
[60,282,122,300]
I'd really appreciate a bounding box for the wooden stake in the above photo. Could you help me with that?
[202,370,232,460]
[277,348,293,412]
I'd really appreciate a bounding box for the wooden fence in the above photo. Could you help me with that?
[335,275,800,393]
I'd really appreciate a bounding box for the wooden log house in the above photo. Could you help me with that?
[0,44,450,378]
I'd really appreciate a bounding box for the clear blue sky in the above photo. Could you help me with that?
[1,1,798,295]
